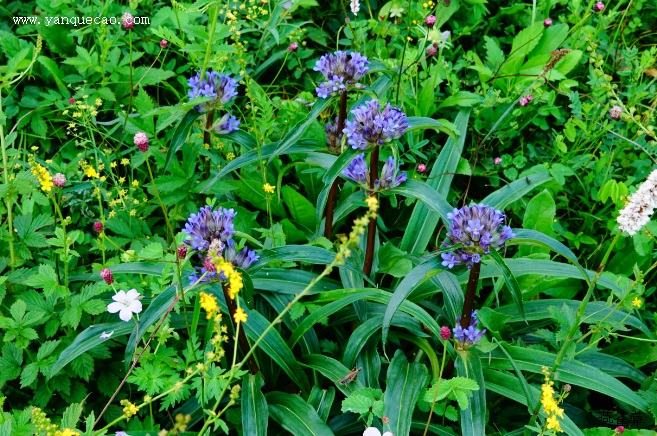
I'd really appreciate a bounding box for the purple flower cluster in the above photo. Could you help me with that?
[183,206,237,252]
[325,117,343,151]
[314,51,370,98]
[453,311,486,347]
[343,154,407,190]
[440,204,514,269]
[187,70,241,132]
[343,100,408,150]
[214,113,241,135]
[183,206,259,284]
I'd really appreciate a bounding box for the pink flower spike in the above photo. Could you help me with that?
[134,132,149,152]
[288,42,298,52]
[593,1,605,11]
[544,18,553,27]
[440,326,451,340]
[494,157,502,165]
[417,163,427,173]
[100,268,114,285]
[425,15,436,28]
[160,39,168,48]
[122,12,135,29]
[53,173,66,187]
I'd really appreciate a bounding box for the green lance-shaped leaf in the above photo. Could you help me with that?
[488,249,525,320]
[308,385,336,423]
[481,170,552,210]
[401,109,471,254]
[455,350,486,435]
[267,97,334,164]
[384,350,429,436]
[243,308,311,395]
[124,285,177,370]
[300,354,364,396]
[242,374,268,436]
[266,392,334,436]
[50,322,135,378]
[165,110,202,171]
[386,179,453,221]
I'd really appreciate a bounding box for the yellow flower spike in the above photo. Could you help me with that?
[199,292,219,319]
[234,307,247,323]
[262,183,275,194]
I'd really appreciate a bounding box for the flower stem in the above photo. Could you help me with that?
[363,144,379,277]
[0,97,16,270]
[424,340,449,435]
[324,90,348,239]
[221,282,259,375]
[461,261,482,328]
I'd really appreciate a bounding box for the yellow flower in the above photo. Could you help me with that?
[546,415,562,432]
[129,210,136,217]
[121,158,131,165]
[55,429,79,436]
[262,183,275,194]
[85,166,99,178]
[226,152,235,160]
[364,195,378,212]
[121,400,139,418]
[132,180,139,187]
[632,297,642,308]
[110,161,118,168]
[109,210,116,218]
[233,307,247,323]
[200,292,219,319]
[119,177,126,184]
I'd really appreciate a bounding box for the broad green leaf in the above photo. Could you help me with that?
[242,374,268,436]
[308,385,335,422]
[342,316,382,369]
[164,110,202,171]
[520,190,556,256]
[488,250,524,319]
[401,109,471,254]
[384,350,429,436]
[483,368,584,436]
[267,97,333,164]
[387,179,452,221]
[455,351,486,435]
[251,268,340,295]
[243,309,311,395]
[124,286,177,370]
[382,256,444,346]
[282,186,316,230]
[300,354,364,396]
[482,170,552,210]
[485,345,649,412]
[266,392,334,436]
[50,322,134,377]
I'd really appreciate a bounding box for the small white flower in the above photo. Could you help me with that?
[617,169,657,236]
[389,7,404,18]
[350,0,360,15]
[116,432,130,436]
[107,289,142,322]
[363,428,394,436]
[100,331,114,340]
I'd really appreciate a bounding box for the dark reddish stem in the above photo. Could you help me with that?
[363,144,380,277]
[460,261,481,328]
[221,283,260,375]
[324,91,348,239]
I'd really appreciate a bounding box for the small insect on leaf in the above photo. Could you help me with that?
[337,367,362,385]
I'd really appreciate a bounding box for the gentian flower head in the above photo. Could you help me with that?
[453,311,486,348]
[182,206,237,252]
[214,112,240,134]
[314,51,369,98]
[376,156,407,189]
[343,154,369,186]
[343,154,407,191]
[440,204,514,269]
[187,70,238,112]
[325,117,343,152]
[343,100,408,150]
[223,239,259,269]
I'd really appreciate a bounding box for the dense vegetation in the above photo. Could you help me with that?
[1,0,656,435]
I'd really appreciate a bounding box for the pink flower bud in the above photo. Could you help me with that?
[425,15,436,28]
[417,163,427,173]
[609,105,622,120]
[382,416,390,424]
[440,326,451,340]
[203,256,216,272]
[177,245,188,259]
[526,94,533,102]
[160,39,168,48]
[122,12,135,29]
[593,1,604,11]
[494,157,502,165]
[288,42,298,52]
[615,426,625,434]
[53,173,66,187]
[544,18,553,27]
[519,97,529,107]
[134,132,149,152]
[68,97,75,104]
[93,221,104,233]
[100,268,114,285]
[427,46,438,57]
